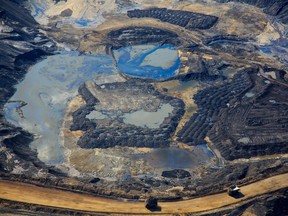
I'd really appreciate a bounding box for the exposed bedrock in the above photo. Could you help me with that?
[107,26,182,49]
[0,125,49,176]
[208,69,288,160]
[0,0,55,107]
[71,80,185,148]
[177,67,254,145]
[0,0,56,175]
[217,0,288,24]
[127,8,218,30]
[0,0,37,28]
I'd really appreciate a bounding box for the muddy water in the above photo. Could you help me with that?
[147,145,213,169]
[129,144,214,171]
[4,52,117,164]
[87,103,174,129]
[123,104,174,128]
[113,44,180,80]
[4,50,215,172]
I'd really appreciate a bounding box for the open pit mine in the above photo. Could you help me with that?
[0,0,288,215]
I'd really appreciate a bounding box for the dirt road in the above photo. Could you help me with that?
[0,173,287,214]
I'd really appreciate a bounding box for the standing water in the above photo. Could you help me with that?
[4,52,118,164]
[113,44,181,80]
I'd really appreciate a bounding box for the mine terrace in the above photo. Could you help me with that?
[0,0,288,215]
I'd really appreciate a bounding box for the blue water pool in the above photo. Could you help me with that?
[113,44,181,80]
[75,19,90,27]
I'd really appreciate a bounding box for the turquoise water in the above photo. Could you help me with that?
[4,52,117,164]
[113,44,180,80]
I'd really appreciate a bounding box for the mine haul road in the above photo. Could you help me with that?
[0,173,287,214]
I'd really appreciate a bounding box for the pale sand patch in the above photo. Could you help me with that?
[257,22,281,44]
[45,0,117,20]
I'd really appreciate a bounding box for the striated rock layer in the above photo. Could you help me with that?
[127,8,219,30]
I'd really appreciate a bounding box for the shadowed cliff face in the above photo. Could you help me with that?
[0,0,54,105]
[0,0,38,27]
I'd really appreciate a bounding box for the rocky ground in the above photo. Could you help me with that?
[0,0,288,215]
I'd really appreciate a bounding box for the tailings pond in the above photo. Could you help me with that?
[4,47,215,177]
[86,103,174,129]
[4,52,118,164]
[137,145,214,170]
[113,44,180,80]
